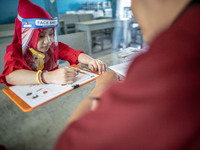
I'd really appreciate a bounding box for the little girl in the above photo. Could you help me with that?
[0,0,107,86]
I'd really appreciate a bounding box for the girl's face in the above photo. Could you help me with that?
[37,28,54,52]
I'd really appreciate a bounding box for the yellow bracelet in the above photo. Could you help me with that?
[36,70,42,84]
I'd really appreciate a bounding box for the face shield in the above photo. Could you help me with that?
[22,18,59,71]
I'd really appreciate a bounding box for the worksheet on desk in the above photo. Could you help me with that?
[9,71,98,108]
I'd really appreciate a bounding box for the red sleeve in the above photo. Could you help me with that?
[0,44,32,86]
[58,42,84,65]
[54,6,200,150]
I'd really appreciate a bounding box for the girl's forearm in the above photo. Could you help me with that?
[6,69,38,85]
[78,53,93,65]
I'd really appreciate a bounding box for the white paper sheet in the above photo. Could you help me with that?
[109,61,132,77]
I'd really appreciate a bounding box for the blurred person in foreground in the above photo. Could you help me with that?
[55,0,200,149]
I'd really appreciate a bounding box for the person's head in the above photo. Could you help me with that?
[37,28,54,53]
[131,0,191,44]
[18,0,54,52]
[12,0,52,45]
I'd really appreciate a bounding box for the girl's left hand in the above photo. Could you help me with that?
[88,59,107,74]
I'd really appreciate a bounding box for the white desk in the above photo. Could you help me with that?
[75,19,115,56]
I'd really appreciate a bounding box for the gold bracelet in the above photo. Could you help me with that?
[36,70,42,84]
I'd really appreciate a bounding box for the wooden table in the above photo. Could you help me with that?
[75,19,115,56]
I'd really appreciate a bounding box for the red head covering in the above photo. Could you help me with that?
[18,0,53,50]
[14,0,52,45]
[18,0,51,19]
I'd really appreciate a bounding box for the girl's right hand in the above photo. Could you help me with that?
[45,67,79,84]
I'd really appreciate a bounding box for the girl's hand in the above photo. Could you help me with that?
[45,67,79,84]
[88,59,107,74]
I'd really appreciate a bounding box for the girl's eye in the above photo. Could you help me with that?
[49,33,54,36]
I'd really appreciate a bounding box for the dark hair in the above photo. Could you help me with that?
[189,0,200,6]
[185,0,200,11]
